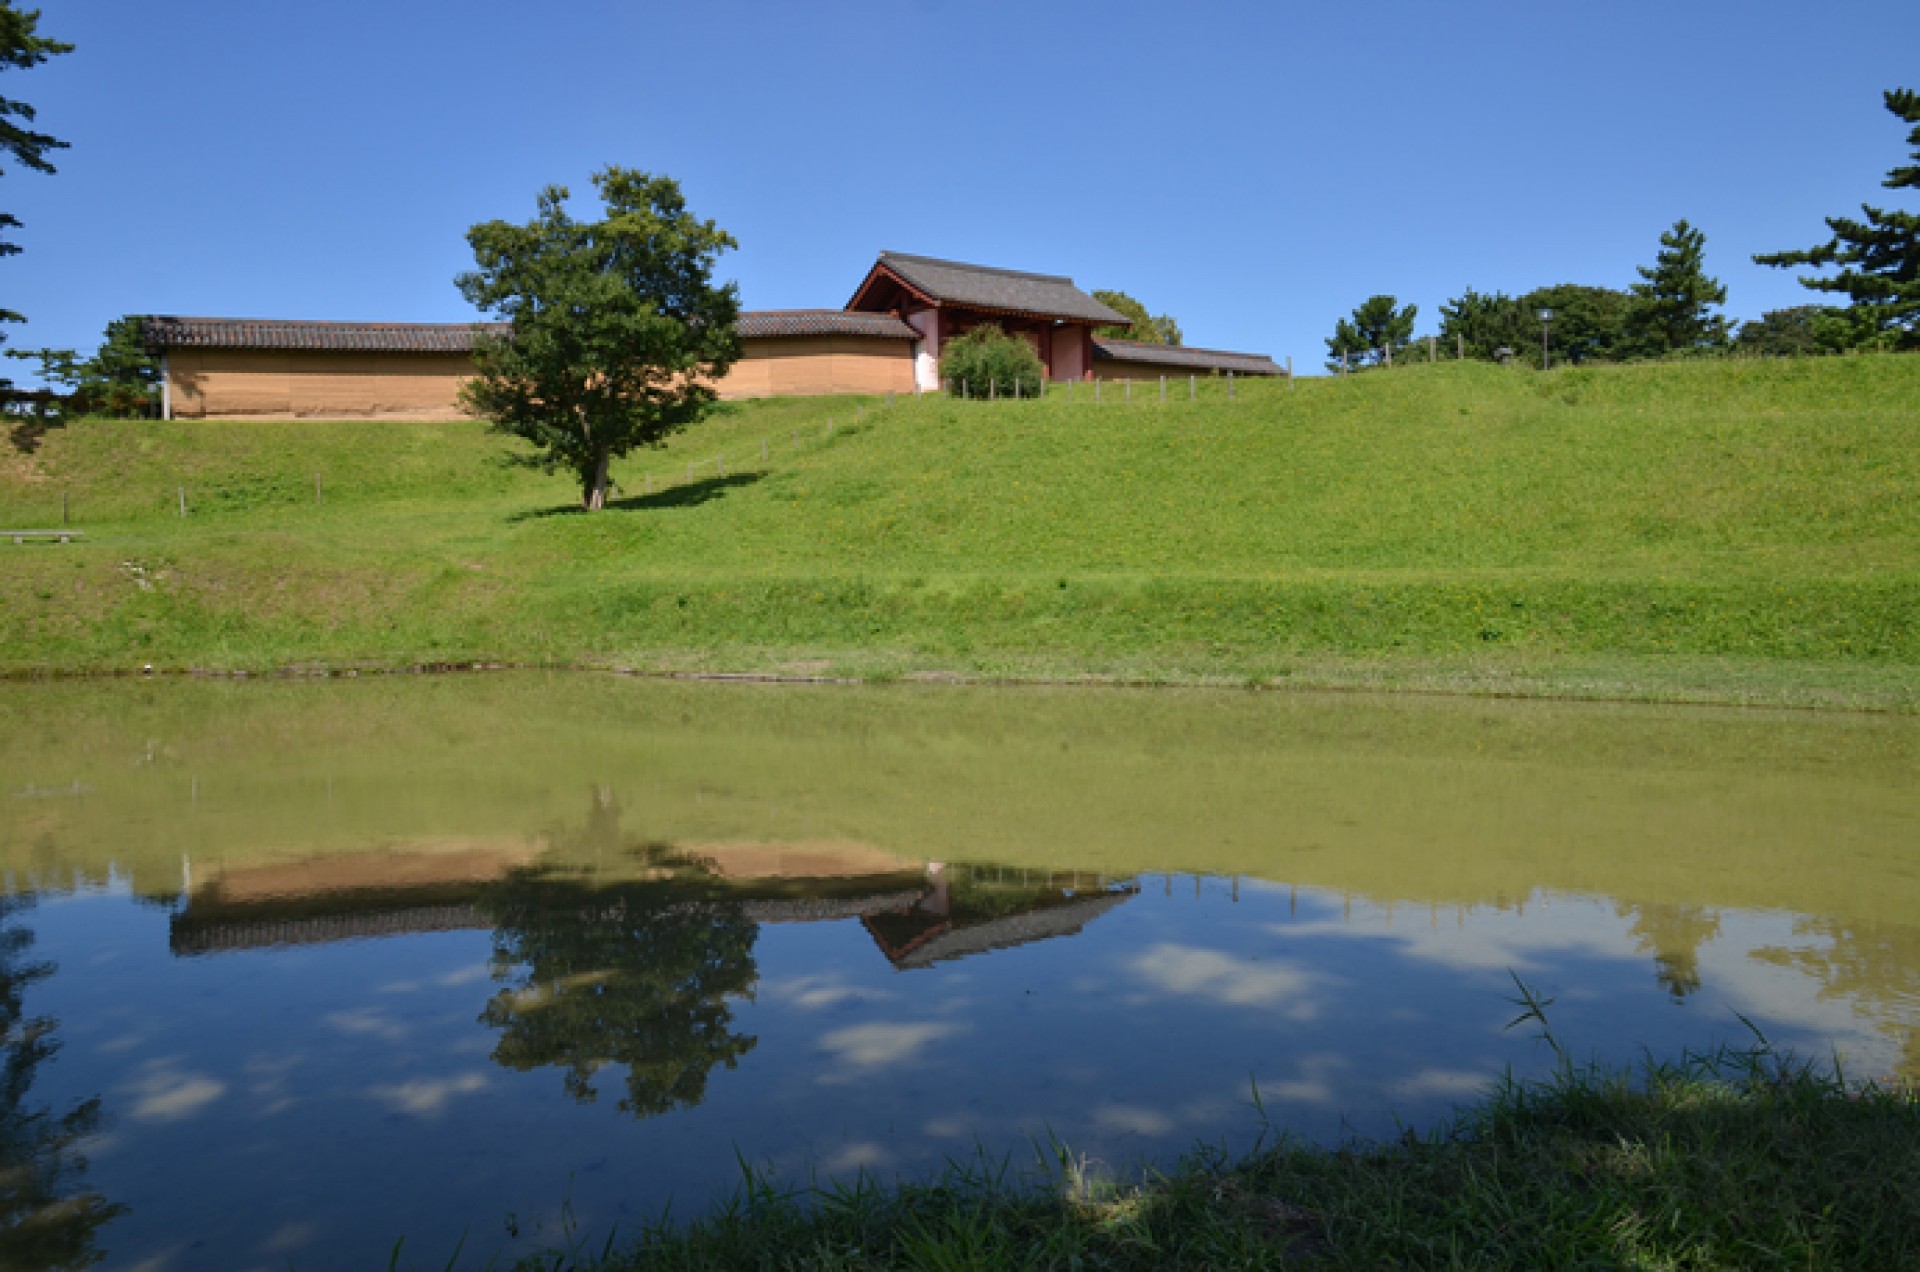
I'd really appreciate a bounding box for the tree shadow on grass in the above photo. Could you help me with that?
[509,471,764,522]
[5,414,65,455]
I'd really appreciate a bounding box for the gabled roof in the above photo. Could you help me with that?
[848,252,1131,327]
[145,310,917,353]
[1093,337,1286,376]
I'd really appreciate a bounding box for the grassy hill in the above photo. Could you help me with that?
[1,356,1915,706]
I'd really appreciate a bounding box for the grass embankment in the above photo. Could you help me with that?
[2,357,1915,706]
[546,1045,1920,1271]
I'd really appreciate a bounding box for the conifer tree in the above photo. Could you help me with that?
[1625,219,1729,357]
[1754,88,1920,350]
[0,3,71,339]
[1324,295,1416,370]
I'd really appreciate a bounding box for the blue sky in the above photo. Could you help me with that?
[6,0,1917,379]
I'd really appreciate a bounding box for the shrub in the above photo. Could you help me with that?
[942,325,1045,399]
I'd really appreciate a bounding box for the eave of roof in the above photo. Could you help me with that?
[1092,337,1286,376]
[847,252,1131,327]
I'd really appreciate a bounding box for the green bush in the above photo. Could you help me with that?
[942,325,1045,399]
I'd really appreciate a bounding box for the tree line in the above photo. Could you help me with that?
[1326,88,1920,372]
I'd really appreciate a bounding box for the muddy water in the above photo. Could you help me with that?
[1,674,1914,1269]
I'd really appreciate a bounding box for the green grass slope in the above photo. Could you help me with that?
[1,357,1915,705]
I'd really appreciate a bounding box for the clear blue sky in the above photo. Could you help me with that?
[6,0,1917,379]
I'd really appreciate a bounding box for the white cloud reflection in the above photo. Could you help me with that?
[1128,943,1323,1018]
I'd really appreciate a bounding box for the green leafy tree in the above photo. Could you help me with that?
[941,323,1044,397]
[478,790,759,1118]
[1734,305,1839,358]
[1325,295,1416,371]
[1518,283,1635,365]
[1623,219,1730,357]
[456,167,742,511]
[8,316,160,417]
[0,2,70,356]
[1091,289,1182,346]
[1755,88,1920,351]
[1437,288,1534,361]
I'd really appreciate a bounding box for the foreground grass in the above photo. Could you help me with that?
[535,1045,1920,1271]
[2,357,1916,706]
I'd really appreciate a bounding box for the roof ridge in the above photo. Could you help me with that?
[879,251,1073,285]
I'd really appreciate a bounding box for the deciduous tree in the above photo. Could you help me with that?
[456,168,742,511]
[1092,289,1182,346]
[1755,88,1920,351]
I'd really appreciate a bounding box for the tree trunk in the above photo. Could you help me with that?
[584,449,611,511]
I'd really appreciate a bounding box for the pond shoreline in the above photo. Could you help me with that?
[2,651,1913,714]
[553,1046,1920,1271]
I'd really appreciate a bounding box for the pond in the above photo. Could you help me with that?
[1,674,1915,1270]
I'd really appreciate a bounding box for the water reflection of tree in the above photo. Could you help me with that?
[475,790,758,1118]
[1755,916,1920,1082]
[0,896,125,1270]
[1619,902,1722,1001]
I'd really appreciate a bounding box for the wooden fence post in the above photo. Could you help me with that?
[1228,370,1235,399]
[1125,378,1131,402]
[1428,335,1436,363]
[1287,355,1294,387]
[315,473,322,504]
[1189,374,1196,401]
[1457,332,1465,361]
[178,487,186,519]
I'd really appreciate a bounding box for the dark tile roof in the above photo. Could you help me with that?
[861,252,1132,326]
[735,309,916,340]
[1093,337,1286,376]
[143,316,504,353]
[146,310,917,353]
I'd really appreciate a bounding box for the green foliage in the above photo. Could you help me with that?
[1438,288,1535,362]
[940,324,1044,398]
[1624,218,1730,357]
[572,1041,1920,1271]
[1325,295,1416,371]
[1092,288,1182,346]
[479,792,757,1118]
[1520,283,1634,365]
[1734,305,1860,358]
[0,2,70,339]
[1755,88,1920,350]
[456,167,742,510]
[2,360,1917,707]
[7,316,160,417]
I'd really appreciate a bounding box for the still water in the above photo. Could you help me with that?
[1,674,1915,1269]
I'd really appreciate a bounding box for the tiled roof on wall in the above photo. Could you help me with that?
[735,309,916,339]
[1093,337,1286,376]
[862,252,1132,326]
[145,310,918,353]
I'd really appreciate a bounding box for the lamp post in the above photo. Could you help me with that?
[1538,308,1553,371]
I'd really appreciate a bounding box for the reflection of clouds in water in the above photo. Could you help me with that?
[923,1115,972,1139]
[1252,1053,1346,1106]
[1092,1104,1175,1137]
[1263,896,1628,973]
[125,1060,227,1123]
[370,1071,490,1116]
[260,1220,320,1254]
[95,1032,148,1055]
[821,1141,893,1174]
[1129,943,1323,1017]
[377,964,490,995]
[324,1008,410,1042]
[817,1022,964,1073]
[763,974,898,1011]
[1392,1068,1494,1099]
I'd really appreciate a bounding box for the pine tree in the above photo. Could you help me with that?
[0,3,72,320]
[1754,88,1920,350]
[1625,219,1729,357]
[1324,295,1416,371]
